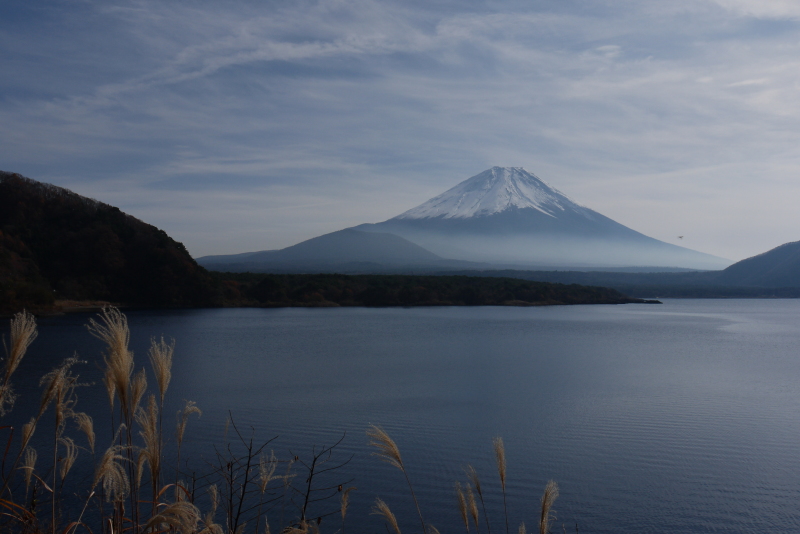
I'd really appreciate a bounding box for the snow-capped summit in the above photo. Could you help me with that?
[352,166,732,270]
[396,167,590,220]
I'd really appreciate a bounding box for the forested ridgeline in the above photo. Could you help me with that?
[213,272,651,307]
[0,172,219,313]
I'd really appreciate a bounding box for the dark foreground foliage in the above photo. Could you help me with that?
[213,272,651,307]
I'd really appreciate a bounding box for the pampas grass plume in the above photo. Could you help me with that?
[148,336,174,405]
[456,481,469,533]
[372,498,402,534]
[93,443,129,502]
[1,310,37,415]
[367,425,403,470]
[539,480,559,534]
[177,400,201,446]
[74,411,95,453]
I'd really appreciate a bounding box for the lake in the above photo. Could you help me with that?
[5,300,800,533]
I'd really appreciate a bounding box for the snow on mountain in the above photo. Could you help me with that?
[395,167,591,220]
[354,166,732,270]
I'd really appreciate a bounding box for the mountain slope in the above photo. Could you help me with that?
[717,240,800,287]
[356,167,730,270]
[0,171,220,309]
[198,228,457,271]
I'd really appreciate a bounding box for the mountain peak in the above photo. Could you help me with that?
[394,167,587,220]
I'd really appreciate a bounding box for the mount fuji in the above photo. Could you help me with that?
[353,167,730,270]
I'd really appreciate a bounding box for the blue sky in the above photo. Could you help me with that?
[2,0,800,261]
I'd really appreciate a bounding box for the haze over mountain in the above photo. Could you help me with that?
[355,167,730,270]
[198,228,484,272]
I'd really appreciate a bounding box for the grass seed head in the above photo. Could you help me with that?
[467,483,479,529]
[144,500,200,533]
[148,336,174,404]
[367,425,403,470]
[372,498,402,534]
[88,307,133,414]
[176,400,202,446]
[456,481,469,533]
[539,480,559,534]
[21,417,36,449]
[466,464,482,495]
[259,450,278,493]
[21,446,37,494]
[93,443,129,502]
[58,436,78,481]
[341,486,356,520]
[74,411,95,453]
[0,311,37,415]
[493,437,506,490]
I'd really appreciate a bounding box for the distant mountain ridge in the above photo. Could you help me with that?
[441,239,800,297]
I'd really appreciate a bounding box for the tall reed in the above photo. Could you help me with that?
[0,308,569,534]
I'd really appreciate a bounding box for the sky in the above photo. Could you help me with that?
[2,0,800,262]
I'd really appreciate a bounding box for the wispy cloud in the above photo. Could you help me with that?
[2,0,800,258]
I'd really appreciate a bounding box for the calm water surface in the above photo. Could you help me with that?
[7,300,800,533]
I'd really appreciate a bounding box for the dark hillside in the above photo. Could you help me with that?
[716,240,800,287]
[0,171,220,311]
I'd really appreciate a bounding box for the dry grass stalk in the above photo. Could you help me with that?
[93,443,129,502]
[38,356,80,425]
[467,465,492,534]
[456,481,469,533]
[493,438,506,490]
[74,412,95,453]
[88,307,133,415]
[0,311,37,415]
[428,526,441,534]
[148,336,174,405]
[519,523,526,534]
[466,464,482,495]
[367,425,426,533]
[58,436,79,481]
[144,500,200,533]
[371,498,402,534]
[538,480,559,534]
[493,437,509,534]
[199,485,224,534]
[208,484,219,514]
[341,486,356,521]
[366,425,403,470]
[21,447,37,494]
[136,394,160,489]
[177,400,201,446]
[21,417,36,449]
[259,450,278,493]
[131,368,147,416]
[467,483,480,533]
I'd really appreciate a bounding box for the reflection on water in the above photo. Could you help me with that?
[4,300,800,533]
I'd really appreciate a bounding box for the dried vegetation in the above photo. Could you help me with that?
[0,309,565,534]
